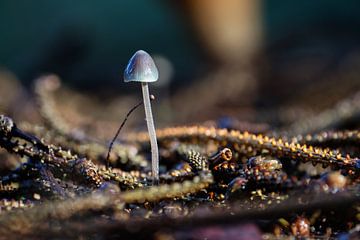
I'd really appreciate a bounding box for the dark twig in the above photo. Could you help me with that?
[106,97,152,169]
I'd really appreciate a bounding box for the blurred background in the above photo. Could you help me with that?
[1,0,360,137]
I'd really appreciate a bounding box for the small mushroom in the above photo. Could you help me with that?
[124,50,160,184]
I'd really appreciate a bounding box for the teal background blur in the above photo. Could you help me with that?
[0,0,359,92]
[0,0,199,91]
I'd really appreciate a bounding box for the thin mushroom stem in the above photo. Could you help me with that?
[141,82,159,184]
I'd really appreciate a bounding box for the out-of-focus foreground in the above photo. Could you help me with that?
[0,1,359,239]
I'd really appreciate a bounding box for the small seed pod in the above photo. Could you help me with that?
[0,115,14,136]
[225,176,248,200]
[177,146,208,172]
[324,171,347,191]
[247,156,283,172]
[209,148,233,167]
[291,216,311,237]
[98,182,121,195]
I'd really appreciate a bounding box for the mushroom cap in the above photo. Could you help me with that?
[124,50,159,83]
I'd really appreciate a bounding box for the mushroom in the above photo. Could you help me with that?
[124,50,159,184]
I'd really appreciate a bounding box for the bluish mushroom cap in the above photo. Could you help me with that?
[124,50,159,83]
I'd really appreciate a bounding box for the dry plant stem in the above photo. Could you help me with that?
[141,83,159,184]
[120,170,213,203]
[19,123,148,169]
[0,116,102,187]
[0,192,116,235]
[128,126,360,173]
[292,130,360,146]
[0,171,213,236]
[98,167,145,189]
[21,187,359,239]
[35,76,73,137]
[285,90,360,135]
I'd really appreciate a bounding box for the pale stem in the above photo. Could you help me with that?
[141,82,159,185]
